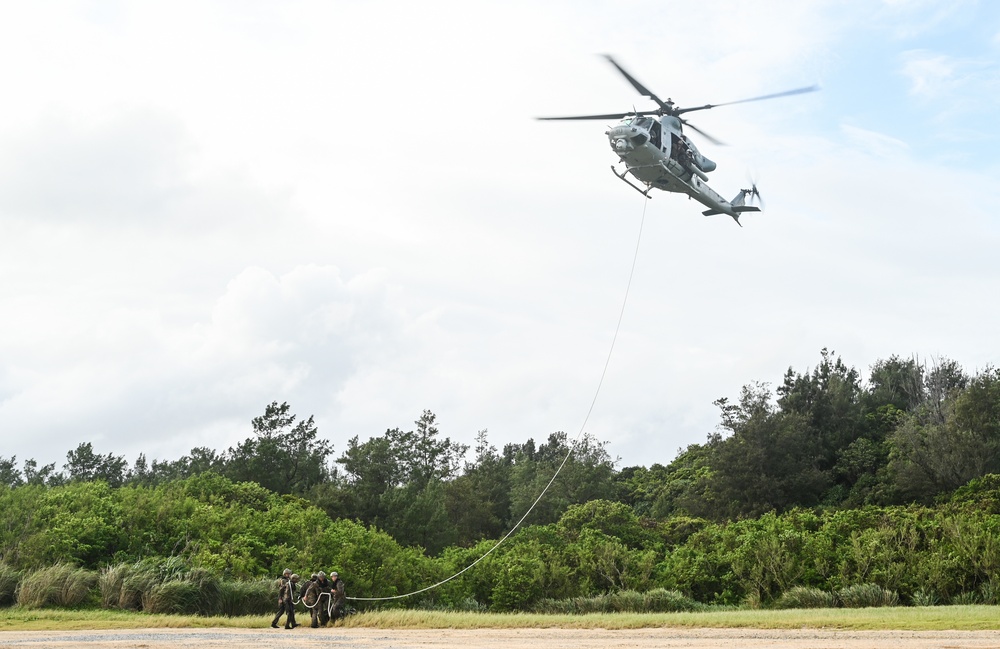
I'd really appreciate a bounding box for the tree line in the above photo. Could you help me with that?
[2,349,999,555]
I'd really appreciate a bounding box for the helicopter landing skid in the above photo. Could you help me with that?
[611,166,651,199]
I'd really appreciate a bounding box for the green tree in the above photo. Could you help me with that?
[776,349,866,474]
[696,383,828,520]
[64,443,128,487]
[614,443,714,519]
[337,433,402,526]
[22,459,64,486]
[336,410,468,544]
[404,410,468,487]
[889,368,1000,501]
[0,456,22,488]
[866,356,925,413]
[224,402,333,495]
[144,446,227,485]
[507,432,616,527]
[444,430,512,545]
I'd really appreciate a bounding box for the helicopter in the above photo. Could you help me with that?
[538,56,817,226]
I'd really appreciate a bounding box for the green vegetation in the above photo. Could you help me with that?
[1,351,999,617]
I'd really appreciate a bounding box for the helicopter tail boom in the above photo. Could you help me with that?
[700,188,762,226]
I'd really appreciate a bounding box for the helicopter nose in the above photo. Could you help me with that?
[613,137,631,152]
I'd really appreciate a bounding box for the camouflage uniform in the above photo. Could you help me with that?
[301,574,322,628]
[329,572,346,623]
[270,569,292,628]
[282,574,300,629]
[313,572,333,626]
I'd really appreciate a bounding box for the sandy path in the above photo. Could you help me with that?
[2,627,1000,649]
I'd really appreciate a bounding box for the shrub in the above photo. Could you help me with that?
[981,580,1000,605]
[608,590,645,612]
[950,591,980,605]
[17,564,96,608]
[532,596,590,615]
[838,583,898,608]
[0,563,20,606]
[774,586,837,609]
[911,589,938,607]
[641,588,699,612]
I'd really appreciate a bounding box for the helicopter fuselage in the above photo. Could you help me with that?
[606,115,747,220]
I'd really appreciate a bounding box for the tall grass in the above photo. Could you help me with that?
[98,560,272,616]
[142,580,201,614]
[215,578,274,617]
[16,564,96,608]
[910,590,938,607]
[0,563,20,606]
[773,586,838,609]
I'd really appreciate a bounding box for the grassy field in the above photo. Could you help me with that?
[1,606,999,632]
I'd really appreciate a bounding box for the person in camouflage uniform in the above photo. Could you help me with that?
[329,571,346,623]
[313,570,333,626]
[301,573,322,628]
[270,568,292,628]
[282,573,301,629]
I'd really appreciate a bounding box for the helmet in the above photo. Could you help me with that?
[317,571,326,578]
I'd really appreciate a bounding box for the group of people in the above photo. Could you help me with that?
[271,568,347,629]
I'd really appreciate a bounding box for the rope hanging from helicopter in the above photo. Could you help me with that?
[347,196,649,603]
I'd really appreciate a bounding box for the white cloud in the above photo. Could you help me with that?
[840,124,910,157]
[901,50,959,98]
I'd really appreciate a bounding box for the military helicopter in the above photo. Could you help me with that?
[538,56,817,225]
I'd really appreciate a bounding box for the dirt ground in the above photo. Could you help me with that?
[2,627,1000,649]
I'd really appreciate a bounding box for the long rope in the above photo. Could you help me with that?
[348,198,649,602]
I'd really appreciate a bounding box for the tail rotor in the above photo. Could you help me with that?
[742,171,764,210]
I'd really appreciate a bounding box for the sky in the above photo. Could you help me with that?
[1,0,999,472]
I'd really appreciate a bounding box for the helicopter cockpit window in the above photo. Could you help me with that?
[633,117,653,130]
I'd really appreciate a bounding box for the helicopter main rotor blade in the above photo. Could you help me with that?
[679,118,725,146]
[536,110,659,121]
[675,85,819,115]
[602,55,673,114]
